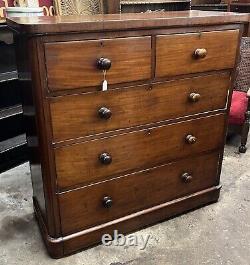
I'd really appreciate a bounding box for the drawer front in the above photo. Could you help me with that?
[45,37,151,91]
[50,73,230,142]
[55,114,226,189]
[156,30,239,78]
[59,151,220,235]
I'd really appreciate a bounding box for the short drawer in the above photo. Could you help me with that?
[55,114,226,189]
[50,73,230,142]
[45,36,151,91]
[58,151,220,235]
[156,30,239,78]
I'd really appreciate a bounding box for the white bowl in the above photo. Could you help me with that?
[6,7,44,17]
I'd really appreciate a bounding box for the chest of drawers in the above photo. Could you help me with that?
[7,11,249,258]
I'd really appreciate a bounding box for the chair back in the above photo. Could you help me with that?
[54,0,102,15]
[234,37,250,93]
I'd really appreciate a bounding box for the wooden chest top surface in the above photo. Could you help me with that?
[7,10,250,34]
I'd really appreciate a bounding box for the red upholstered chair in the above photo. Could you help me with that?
[228,37,250,153]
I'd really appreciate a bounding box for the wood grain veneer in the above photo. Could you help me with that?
[50,73,230,142]
[55,114,226,189]
[45,36,151,91]
[59,151,220,235]
[156,29,239,77]
[6,11,250,34]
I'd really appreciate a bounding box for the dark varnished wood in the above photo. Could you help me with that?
[50,73,230,142]
[45,36,151,91]
[156,30,239,77]
[8,12,245,258]
[33,198,64,258]
[59,151,220,235]
[14,35,48,222]
[61,186,220,255]
[40,23,243,44]
[55,114,226,189]
[14,35,62,239]
[6,11,249,34]
[35,185,221,257]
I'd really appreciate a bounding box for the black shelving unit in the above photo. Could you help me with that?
[0,23,27,173]
[191,4,227,11]
[121,0,191,13]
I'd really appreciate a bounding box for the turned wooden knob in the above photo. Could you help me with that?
[189,93,201,102]
[194,48,207,59]
[181,172,193,183]
[97,58,111,70]
[186,134,197,144]
[103,196,113,208]
[98,107,112,119]
[99,152,112,165]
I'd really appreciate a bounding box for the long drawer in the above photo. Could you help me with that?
[156,30,239,78]
[50,73,230,142]
[58,151,220,235]
[55,114,226,189]
[44,36,151,91]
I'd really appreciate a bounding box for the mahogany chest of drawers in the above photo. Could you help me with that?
[7,11,249,258]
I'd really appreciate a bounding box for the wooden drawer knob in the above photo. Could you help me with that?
[186,134,197,144]
[98,107,112,119]
[194,48,207,59]
[181,172,193,183]
[103,196,113,208]
[97,58,112,70]
[99,152,112,165]
[189,93,201,102]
